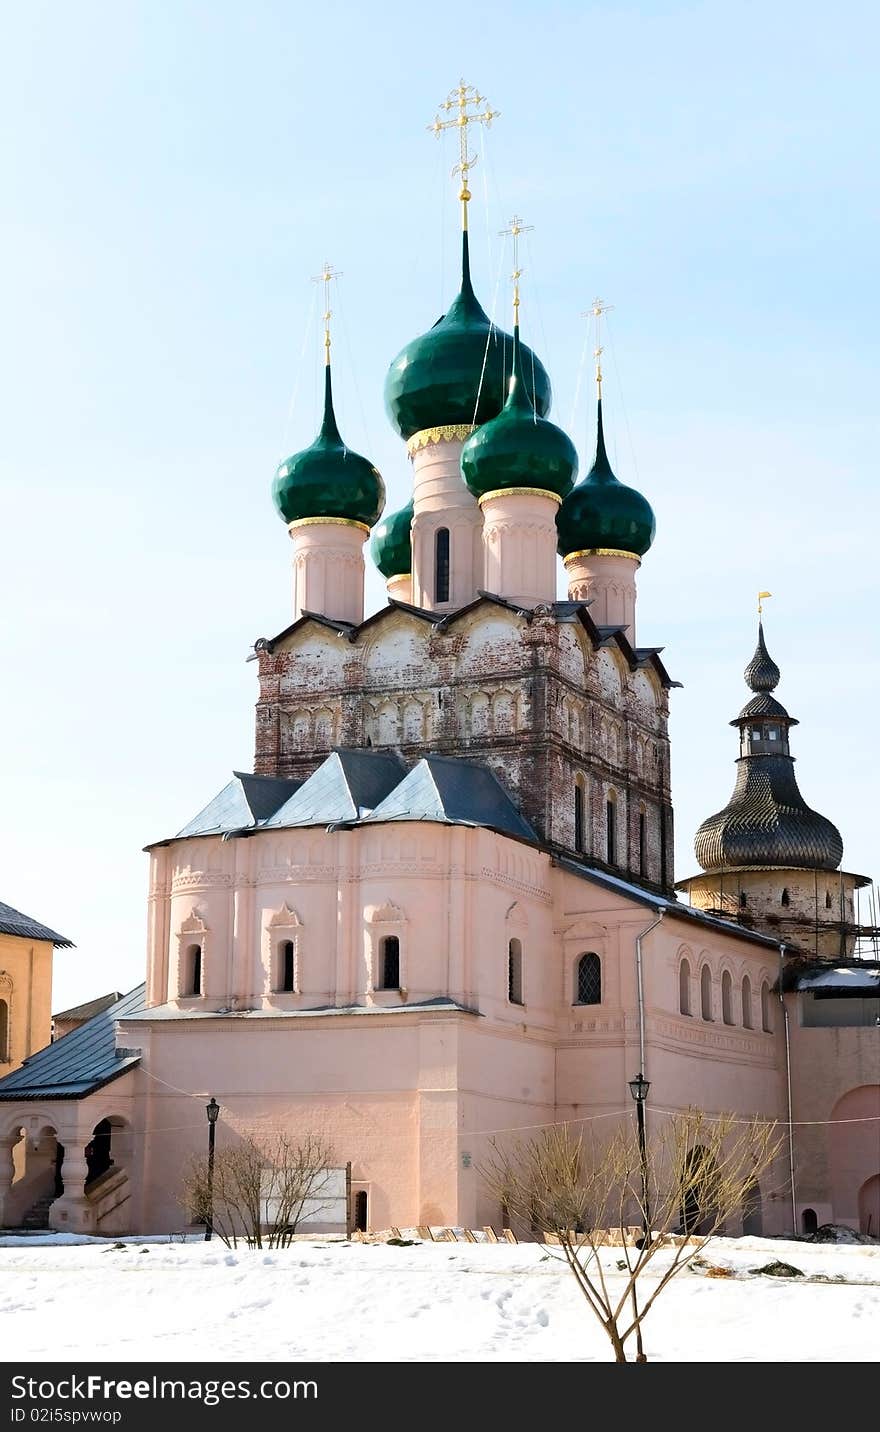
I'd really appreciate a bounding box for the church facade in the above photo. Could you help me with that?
[0,87,876,1240]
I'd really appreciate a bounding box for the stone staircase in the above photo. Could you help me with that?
[20,1192,55,1230]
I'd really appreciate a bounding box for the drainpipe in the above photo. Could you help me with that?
[778,941,797,1233]
[635,909,665,1081]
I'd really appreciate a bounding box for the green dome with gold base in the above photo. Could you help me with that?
[556,400,655,557]
[460,324,577,501]
[384,232,551,442]
[272,364,385,529]
[371,497,413,578]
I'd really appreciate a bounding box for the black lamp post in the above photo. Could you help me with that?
[628,1073,651,1241]
[204,1097,220,1243]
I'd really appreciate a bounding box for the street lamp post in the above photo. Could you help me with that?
[628,1074,651,1242]
[204,1097,220,1243]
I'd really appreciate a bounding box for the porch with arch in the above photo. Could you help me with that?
[0,1109,135,1234]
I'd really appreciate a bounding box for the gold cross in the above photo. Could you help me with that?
[429,80,499,225]
[583,297,615,397]
[499,214,534,324]
[312,262,342,363]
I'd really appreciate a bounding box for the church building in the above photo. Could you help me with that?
[0,85,876,1241]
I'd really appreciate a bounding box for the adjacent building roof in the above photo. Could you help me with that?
[53,991,124,1025]
[120,995,480,1023]
[0,900,73,949]
[0,985,145,1101]
[783,961,880,995]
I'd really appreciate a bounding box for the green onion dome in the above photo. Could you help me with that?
[272,364,385,528]
[370,497,413,578]
[460,323,577,501]
[556,400,655,558]
[384,231,552,442]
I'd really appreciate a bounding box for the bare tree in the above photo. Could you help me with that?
[182,1131,337,1248]
[481,1109,781,1363]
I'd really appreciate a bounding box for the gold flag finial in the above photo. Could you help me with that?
[429,80,499,231]
[499,214,533,325]
[311,262,342,365]
[758,590,772,617]
[582,297,615,399]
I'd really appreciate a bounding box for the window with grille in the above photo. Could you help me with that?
[508,939,523,1005]
[380,936,400,990]
[435,528,450,603]
[575,953,601,1005]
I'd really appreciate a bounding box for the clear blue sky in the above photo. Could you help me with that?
[2,1,877,1010]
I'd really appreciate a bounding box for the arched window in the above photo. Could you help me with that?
[187,944,202,997]
[575,953,601,1006]
[679,960,691,1016]
[761,980,773,1033]
[742,974,753,1029]
[638,808,647,878]
[700,965,713,1021]
[380,935,400,990]
[435,528,450,604]
[721,970,733,1025]
[280,940,295,994]
[781,888,790,907]
[0,999,8,1062]
[801,1207,818,1236]
[606,794,616,866]
[574,778,584,854]
[508,939,523,1005]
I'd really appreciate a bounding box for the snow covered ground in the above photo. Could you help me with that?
[1,1232,877,1362]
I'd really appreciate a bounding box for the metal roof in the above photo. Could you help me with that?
[791,963,880,994]
[120,995,480,1022]
[175,772,300,839]
[0,901,73,949]
[263,750,407,829]
[360,755,537,843]
[0,985,145,1101]
[53,991,123,1024]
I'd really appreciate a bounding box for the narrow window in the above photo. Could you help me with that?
[187,944,202,997]
[606,796,616,865]
[679,959,691,1016]
[0,999,8,1061]
[380,935,400,990]
[281,940,295,994]
[825,891,832,910]
[739,890,748,909]
[781,888,790,907]
[574,779,584,854]
[700,965,713,1021]
[742,975,753,1029]
[435,528,450,604]
[761,980,773,1033]
[508,938,523,1005]
[575,953,601,1006]
[638,809,647,878]
[721,970,733,1025]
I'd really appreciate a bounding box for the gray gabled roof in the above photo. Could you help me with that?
[263,750,407,829]
[0,985,145,1101]
[53,991,124,1024]
[174,772,301,839]
[360,755,537,843]
[0,901,73,949]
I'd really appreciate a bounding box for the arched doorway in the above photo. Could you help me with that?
[858,1174,880,1238]
[829,1086,880,1228]
[353,1190,368,1233]
[801,1207,818,1236]
[681,1145,718,1235]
